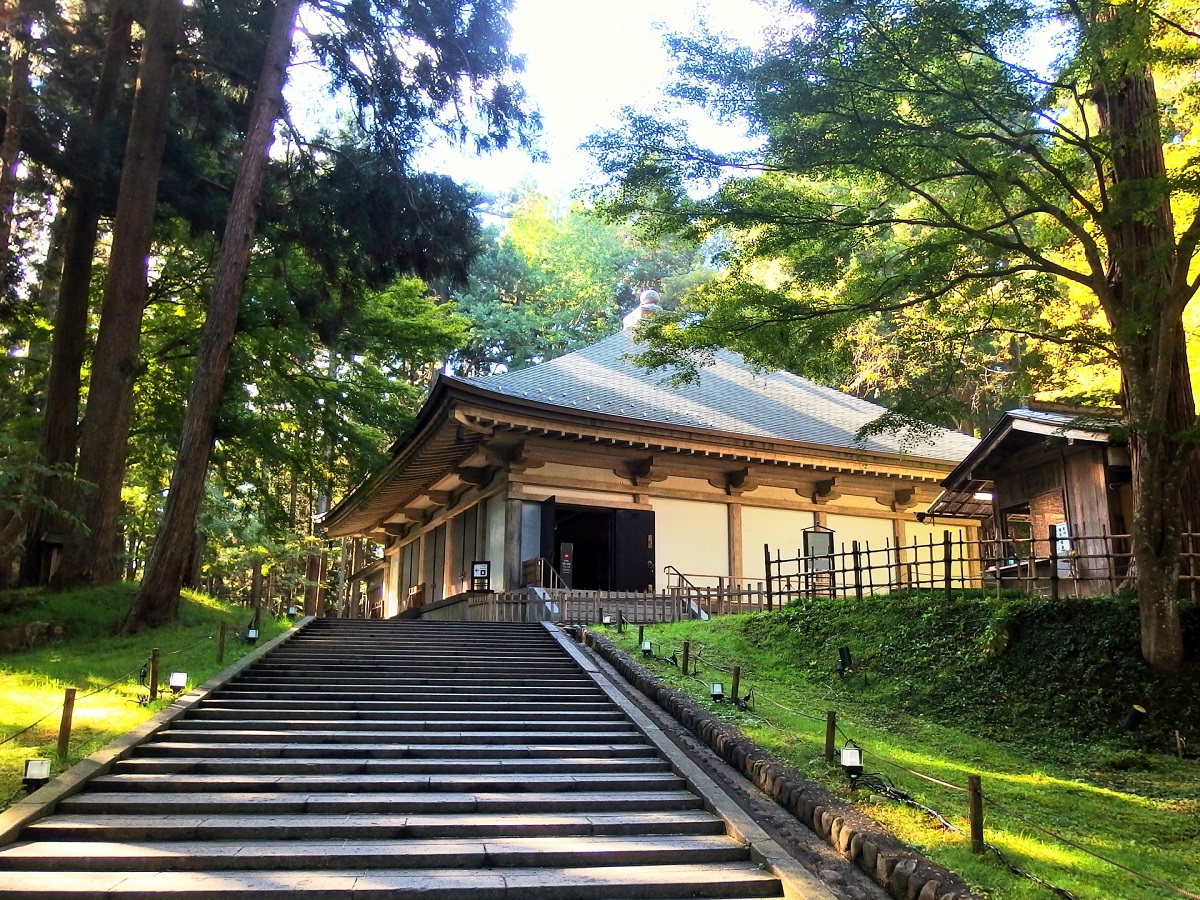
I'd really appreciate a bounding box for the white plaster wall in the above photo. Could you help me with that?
[905,521,972,588]
[385,549,401,617]
[651,497,729,591]
[520,501,542,565]
[743,506,816,580]
[824,513,897,596]
[533,461,627,486]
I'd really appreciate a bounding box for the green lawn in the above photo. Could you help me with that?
[608,594,1199,900]
[0,584,289,808]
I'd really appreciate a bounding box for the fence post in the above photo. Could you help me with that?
[57,688,77,761]
[943,530,953,600]
[968,774,985,853]
[825,710,837,762]
[1048,525,1060,602]
[764,543,773,610]
[149,648,160,701]
[681,641,690,676]
[851,541,863,600]
[731,666,741,703]
[217,623,227,663]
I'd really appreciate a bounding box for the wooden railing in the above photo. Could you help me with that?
[415,585,773,625]
[415,527,1200,624]
[765,527,1141,603]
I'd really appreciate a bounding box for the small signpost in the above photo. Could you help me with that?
[471,561,491,592]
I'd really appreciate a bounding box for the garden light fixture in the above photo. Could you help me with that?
[1124,704,1147,732]
[168,672,187,694]
[23,758,51,792]
[246,628,259,644]
[641,640,652,656]
[836,646,853,677]
[710,682,724,702]
[839,744,864,787]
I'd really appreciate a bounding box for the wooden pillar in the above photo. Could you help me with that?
[444,513,460,596]
[728,502,743,583]
[348,539,362,617]
[504,496,523,591]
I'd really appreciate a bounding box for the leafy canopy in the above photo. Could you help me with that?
[587,0,1200,431]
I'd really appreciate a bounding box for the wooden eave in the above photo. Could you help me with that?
[322,376,963,538]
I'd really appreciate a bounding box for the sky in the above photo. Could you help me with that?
[420,0,778,199]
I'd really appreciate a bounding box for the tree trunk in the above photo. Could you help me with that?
[51,0,183,589]
[1097,69,1191,672]
[249,558,263,609]
[0,0,32,295]
[21,5,133,585]
[122,0,300,632]
[303,549,320,617]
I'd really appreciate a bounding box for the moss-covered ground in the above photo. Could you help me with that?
[609,591,1199,900]
[0,583,289,809]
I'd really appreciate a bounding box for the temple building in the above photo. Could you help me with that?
[321,301,980,616]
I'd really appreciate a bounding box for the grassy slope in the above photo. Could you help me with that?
[0,584,288,808]
[611,592,1199,900]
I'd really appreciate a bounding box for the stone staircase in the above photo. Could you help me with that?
[0,619,788,898]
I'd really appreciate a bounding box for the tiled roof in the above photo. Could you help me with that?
[459,330,978,462]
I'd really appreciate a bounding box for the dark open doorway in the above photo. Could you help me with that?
[539,499,655,592]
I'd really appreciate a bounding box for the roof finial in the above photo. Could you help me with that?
[622,289,663,330]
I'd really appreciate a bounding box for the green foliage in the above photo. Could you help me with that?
[751,591,1199,750]
[586,0,1200,433]
[446,186,715,375]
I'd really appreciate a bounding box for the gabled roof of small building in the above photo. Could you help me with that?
[460,330,978,462]
[924,404,1121,520]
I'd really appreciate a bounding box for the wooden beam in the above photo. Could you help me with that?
[614,456,668,487]
[811,478,842,504]
[454,466,491,487]
[426,490,454,508]
[709,467,760,495]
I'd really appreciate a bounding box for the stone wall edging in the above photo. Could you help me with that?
[581,629,982,900]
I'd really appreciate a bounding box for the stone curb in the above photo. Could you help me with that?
[0,616,314,847]
[579,628,982,900]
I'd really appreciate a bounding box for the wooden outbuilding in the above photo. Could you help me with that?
[925,405,1130,591]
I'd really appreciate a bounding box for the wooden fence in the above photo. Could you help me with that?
[765,527,1142,603]
[414,526,1200,625]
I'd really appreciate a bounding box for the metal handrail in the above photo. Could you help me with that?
[662,565,699,591]
[533,557,569,590]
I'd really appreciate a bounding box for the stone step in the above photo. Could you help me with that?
[57,789,706,815]
[25,810,729,842]
[213,684,605,695]
[247,660,583,671]
[223,681,597,696]
[0,621,787,900]
[194,699,614,713]
[152,728,645,744]
[113,757,668,775]
[183,708,627,724]
[170,718,630,733]
[89,772,686,794]
[0,862,783,898]
[0,834,749,872]
[130,741,656,760]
